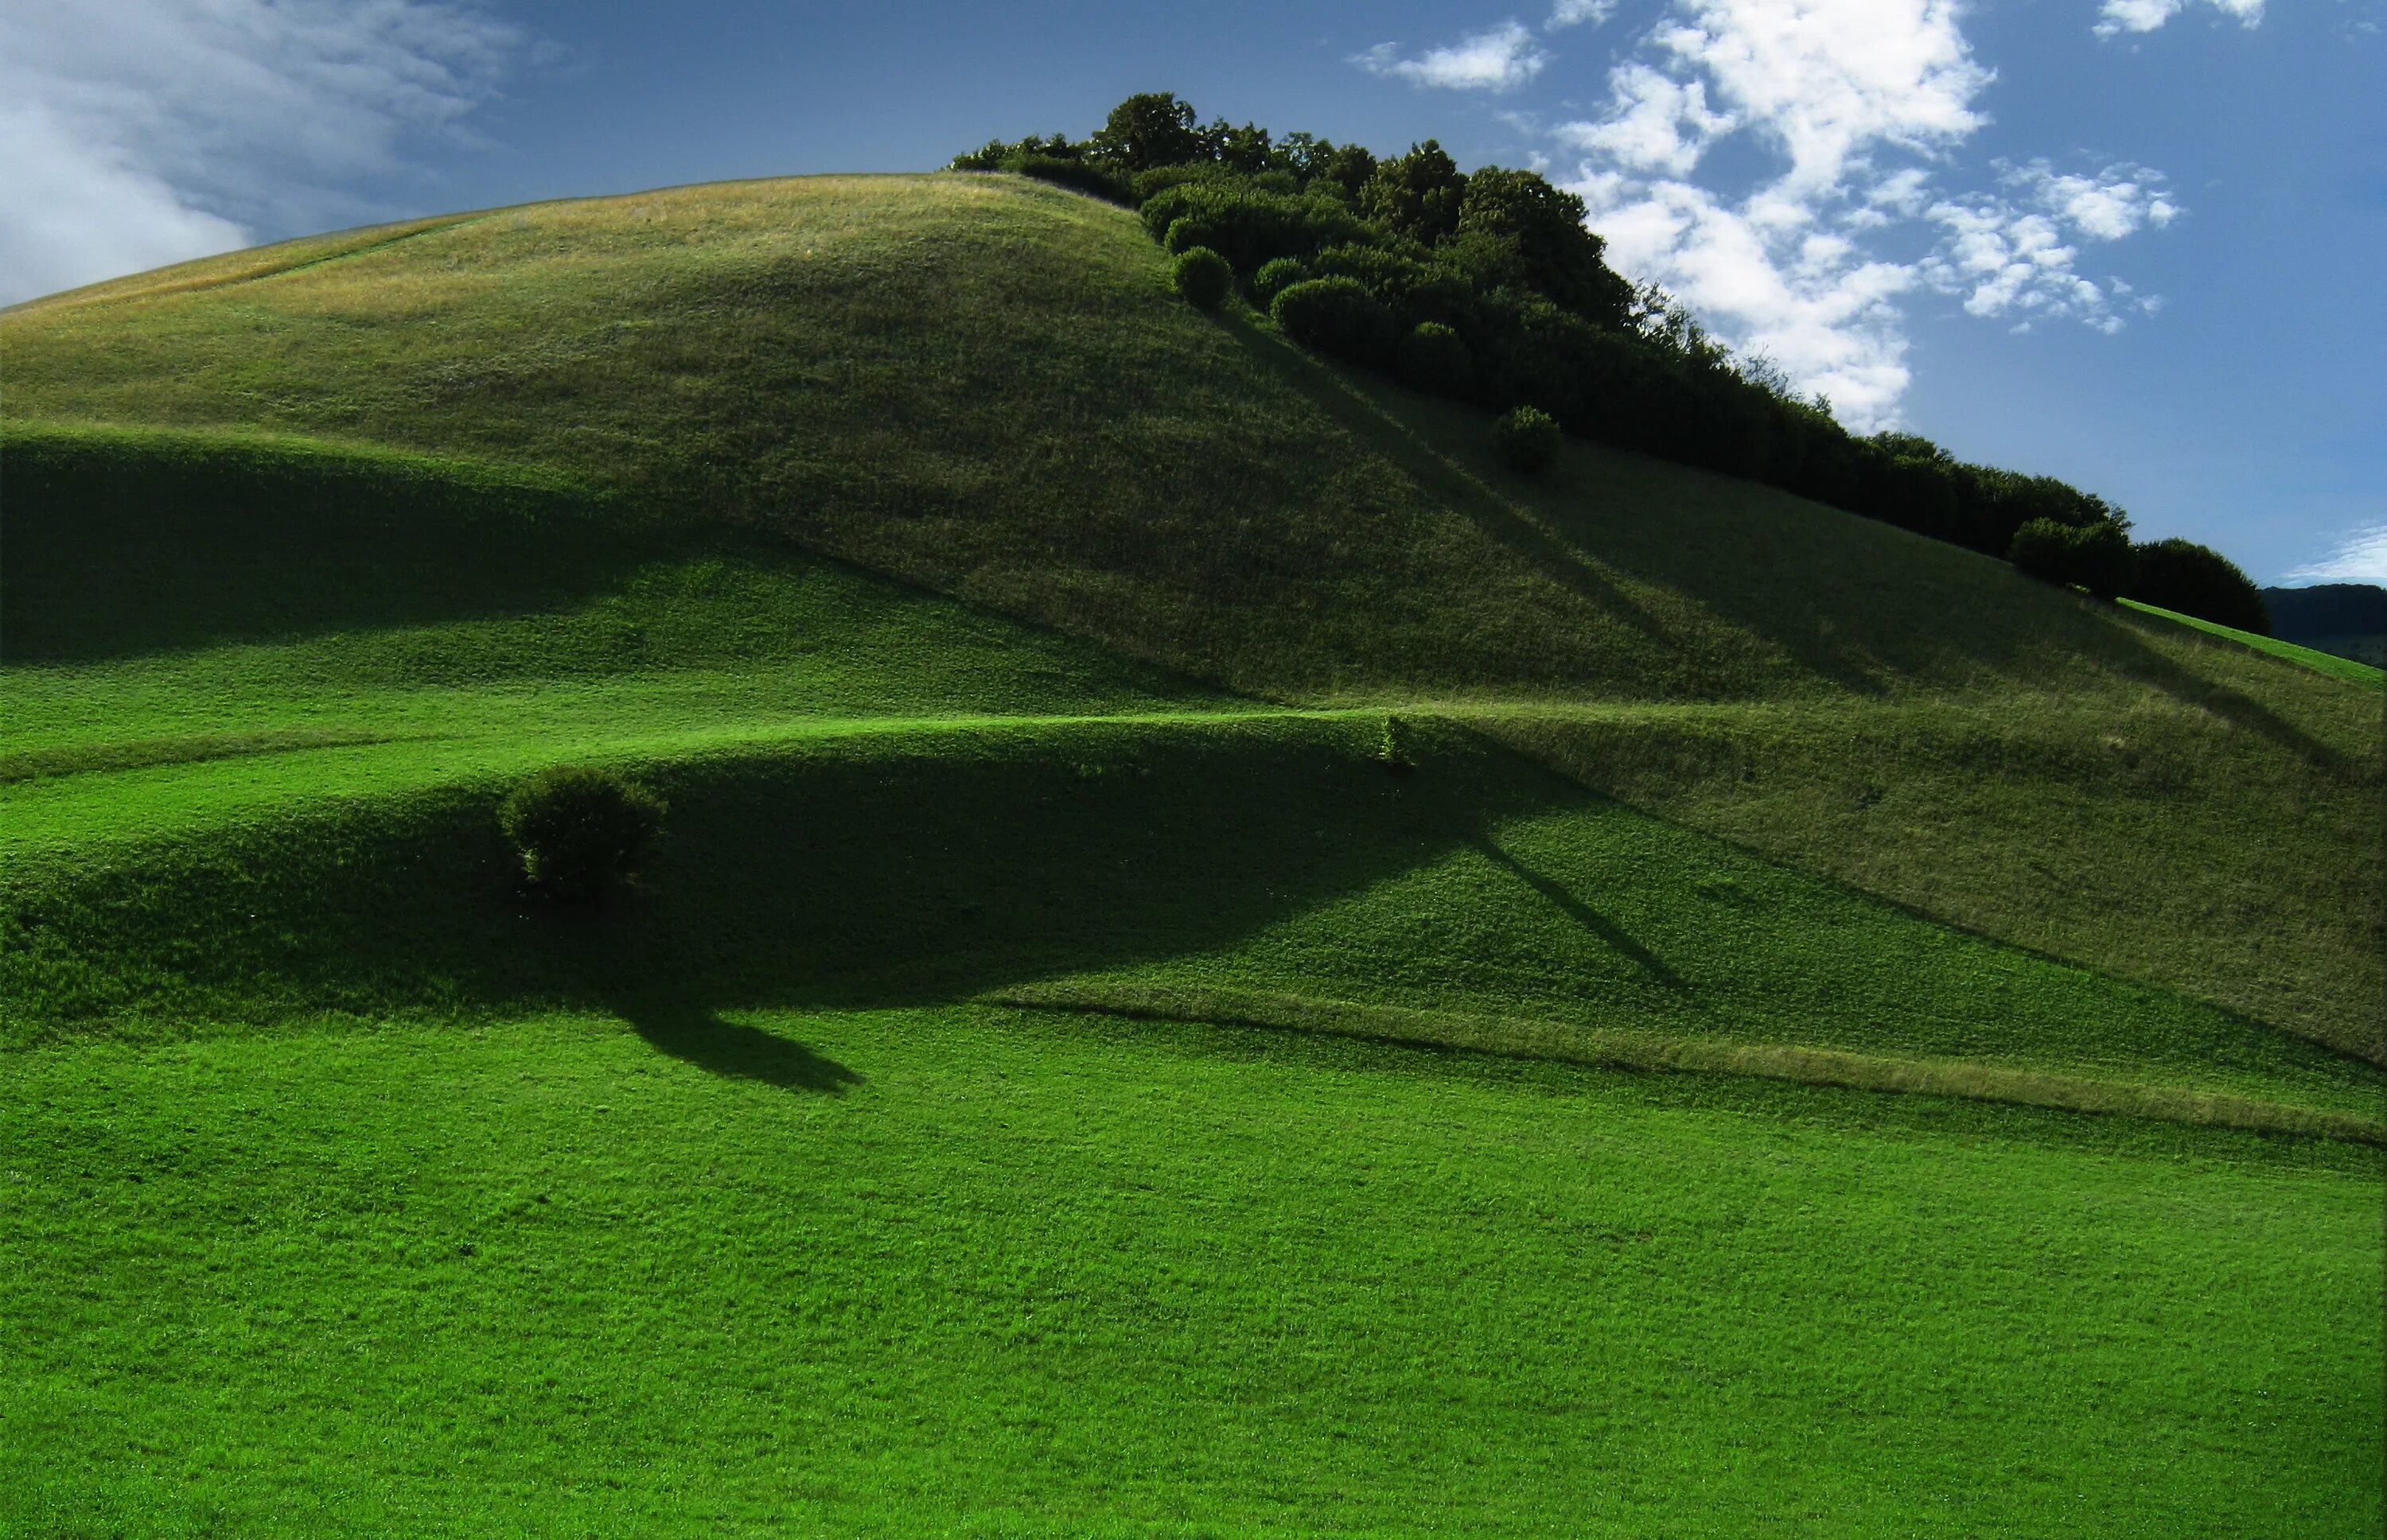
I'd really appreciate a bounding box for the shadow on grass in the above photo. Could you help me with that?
[617,995,862,1092]
[1474,838,1686,991]
[0,715,1561,1072]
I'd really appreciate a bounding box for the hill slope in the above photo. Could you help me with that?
[5,173,2378,1058]
[3,171,2382,1536]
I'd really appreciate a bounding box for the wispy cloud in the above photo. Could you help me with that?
[2095,0,2264,40]
[2282,525,2387,584]
[1357,21,1549,92]
[1548,0,1620,27]
[0,0,530,305]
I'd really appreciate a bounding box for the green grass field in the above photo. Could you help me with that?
[4,172,2381,1534]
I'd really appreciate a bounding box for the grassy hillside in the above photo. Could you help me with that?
[3,173,2381,1533]
[5,174,2378,1056]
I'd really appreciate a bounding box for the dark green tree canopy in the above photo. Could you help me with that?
[1360,142,1468,244]
[1093,92,1205,172]
[949,91,2266,605]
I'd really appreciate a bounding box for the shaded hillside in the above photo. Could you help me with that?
[3,174,2380,1060]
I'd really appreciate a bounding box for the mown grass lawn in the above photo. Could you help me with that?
[4,1005,2378,1539]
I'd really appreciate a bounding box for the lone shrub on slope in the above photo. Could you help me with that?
[1493,406,1562,475]
[500,767,667,901]
[1171,247,1232,309]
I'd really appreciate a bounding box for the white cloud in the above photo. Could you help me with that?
[2095,0,2264,39]
[1548,0,1620,27]
[2283,526,2387,584]
[1357,21,1550,92]
[1552,0,2181,428]
[1919,161,2175,332]
[1555,64,1735,176]
[0,1,527,305]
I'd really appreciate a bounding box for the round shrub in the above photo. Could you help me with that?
[1492,406,1562,475]
[1398,321,1473,397]
[2128,536,2269,633]
[1269,276,1397,369]
[1170,246,1232,309]
[1251,256,1310,309]
[1162,216,1210,255]
[499,766,667,901]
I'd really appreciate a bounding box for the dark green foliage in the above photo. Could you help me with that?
[2010,519,2081,585]
[1139,182,1365,274]
[1360,142,1468,245]
[500,766,668,901]
[948,92,2237,599]
[1270,277,1397,368]
[2010,519,2136,600]
[1092,92,1206,172]
[1447,168,1633,329]
[2069,520,2137,600]
[2131,538,2270,635]
[1251,257,1310,309]
[1379,713,1415,772]
[1170,247,1232,309]
[1493,406,1563,475]
[1307,243,1475,331]
[1399,322,1473,396]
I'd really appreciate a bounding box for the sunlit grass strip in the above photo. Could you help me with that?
[996,982,2387,1146]
[2122,598,2385,690]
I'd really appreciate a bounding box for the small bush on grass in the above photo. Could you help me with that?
[1171,247,1232,309]
[1493,406,1562,475]
[1379,714,1415,774]
[1251,257,1310,309]
[1270,276,1397,369]
[500,767,667,902]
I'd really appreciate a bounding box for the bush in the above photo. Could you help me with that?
[1251,256,1310,309]
[1171,247,1232,309]
[2009,518,2135,600]
[1398,322,1474,397]
[2129,537,2270,634]
[499,767,667,901]
[2009,518,2080,585]
[1493,406,1563,475]
[1270,277,1397,368]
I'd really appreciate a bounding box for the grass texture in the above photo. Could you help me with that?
[4,1006,2380,1539]
[4,174,2383,1534]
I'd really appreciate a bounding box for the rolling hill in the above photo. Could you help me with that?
[3,172,2381,1536]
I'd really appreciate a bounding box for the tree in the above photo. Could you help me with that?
[1446,166,1631,328]
[1092,93,1205,172]
[1360,142,1467,244]
[2129,538,2270,633]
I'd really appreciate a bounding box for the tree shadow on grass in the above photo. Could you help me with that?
[1473,837,1688,991]
[615,994,862,1092]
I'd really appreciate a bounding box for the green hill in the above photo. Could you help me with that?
[3,173,2380,1534]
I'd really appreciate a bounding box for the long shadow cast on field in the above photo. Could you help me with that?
[617,995,862,1092]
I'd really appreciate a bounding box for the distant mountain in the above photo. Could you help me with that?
[2264,583,2387,667]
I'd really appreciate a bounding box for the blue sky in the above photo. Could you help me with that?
[4,1,2380,584]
